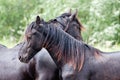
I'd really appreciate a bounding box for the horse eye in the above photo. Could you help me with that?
[62,16,65,18]
[27,37,31,41]
[33,32,37,35]
[29,36,32,39]
[53,19,57,21]
[27,34,31,38]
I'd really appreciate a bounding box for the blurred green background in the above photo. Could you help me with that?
[0,0,119,51]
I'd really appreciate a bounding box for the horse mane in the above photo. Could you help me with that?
[39,24,101,71]
[75,17,85,31]
[60,13,85,31]
[47,13,85,41]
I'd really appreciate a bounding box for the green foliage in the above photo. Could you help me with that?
[82,0,120,46]
[0,0,119,47]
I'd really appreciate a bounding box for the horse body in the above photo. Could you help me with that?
[42,31,120,80]
[19,15,120,80]
[18,13,85,80]
[88,51,120,80]
[19,12,83,80]
[0,43,34,80]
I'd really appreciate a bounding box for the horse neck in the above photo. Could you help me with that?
[74,18,84,41]
[77,31,83,41]
[43,27,85,70]
[67,21,83,41]
[43,27,65,66]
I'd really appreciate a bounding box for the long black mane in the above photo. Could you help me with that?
[35,24,101,70]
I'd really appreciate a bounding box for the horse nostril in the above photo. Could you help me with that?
[19,56,21,60]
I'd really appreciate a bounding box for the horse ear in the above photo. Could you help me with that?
[68,9,72,14]
[36,16,41,24]
[69,9,77,21]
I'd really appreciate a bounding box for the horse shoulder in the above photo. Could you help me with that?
[33,48,59,80]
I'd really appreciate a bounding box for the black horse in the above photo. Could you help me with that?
[20,10,85,80]
[19,15,120,80]
[1,11,84,80]
[18,13,84,80]
[22,10,83,80]
[0,43,35,80]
